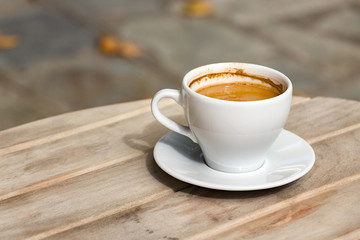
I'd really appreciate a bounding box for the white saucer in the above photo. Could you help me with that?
[153,130,315,191]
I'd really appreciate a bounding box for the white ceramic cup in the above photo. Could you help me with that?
[151,63,292,173]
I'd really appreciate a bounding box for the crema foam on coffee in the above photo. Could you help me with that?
[190,72,284,101]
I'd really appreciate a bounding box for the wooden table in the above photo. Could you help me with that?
[1,96,360,240]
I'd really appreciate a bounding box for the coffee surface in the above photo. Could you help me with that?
[195,82,282,101]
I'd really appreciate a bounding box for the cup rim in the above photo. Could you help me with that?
[182,62,293,105]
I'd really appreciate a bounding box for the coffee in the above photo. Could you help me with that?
[195,82,282,101]
[190,72,284,101]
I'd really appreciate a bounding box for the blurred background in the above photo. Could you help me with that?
[0,0,359,131]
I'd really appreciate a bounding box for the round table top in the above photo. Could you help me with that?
[1,96,360,240]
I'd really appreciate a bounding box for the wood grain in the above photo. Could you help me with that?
[0,97,304,154]
[43,128,360,240]
[334,228,360,240]
[0,100,180,199]
[0,97,302,200]
[1,96,360,240]
[207,179,360,240]
[0,154,187,240]
[286,97,360,141]
[0,99,150,150]
[3,96,331,198]
[291,96,310,105]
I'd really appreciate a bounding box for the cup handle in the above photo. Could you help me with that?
[151,89,197,143]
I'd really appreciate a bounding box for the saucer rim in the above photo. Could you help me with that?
[153,130,315,191]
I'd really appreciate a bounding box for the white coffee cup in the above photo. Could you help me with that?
[151,63,292,173]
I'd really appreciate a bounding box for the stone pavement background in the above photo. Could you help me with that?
[0,0,359,130]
